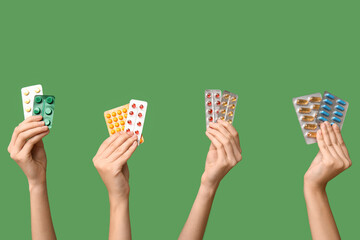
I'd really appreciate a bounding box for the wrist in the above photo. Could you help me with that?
[304,180,326,196]
[28,181,47,193]
[199,182,218,198]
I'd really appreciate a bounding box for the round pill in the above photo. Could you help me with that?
[220,116,225,120]
[121,126,125,130]
[228,120,232,124]
[45,108,52,115]
[207,101,212,106]
[33,107,41,114]
[23,89,30,96]
[129,111,134,115]
[25,107,31,112]
[124,113,127,118]
[46,97,54,104]
[107,119,112,124]
[115,122,119,127]
[122,108,127,113]
[119,115,124,120]
[135,130,139,135]
[230,104,236,109]
[35,96,42,103]
[35,88,41,93]
[111,130,115,134]
[231,97,237,102]
[206,93,211,98]
[126,129,130,133]
[138,113,143,118]
[220,109,226,114]
[325,93,335,99]
[228,111,234,116]
[223,94,230,99]
[117,110,122,115]
[132,104,136,108]
[209,116,213,122]
[208,109,213,114]
[127,120,132,125]
[215,93,220,98]
[216,101,220,105]
[106,114,111,118]
[112,112,116,117]
[120,121,125,125]
[116,128,121,132]
[137,122,141,126]
[109,124,114,129]
[44,119,51,126]
[222,102,227,106]
[113,117,118,122]
[24,98,30,104]
[140,104,144,109]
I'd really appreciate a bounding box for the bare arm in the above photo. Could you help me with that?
[8,116,56,240]
[179,120,242,240]
[304,122,351,240]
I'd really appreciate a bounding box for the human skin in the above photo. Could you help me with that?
[178,120,242,240]
[93,131,138,240]
[8,115,56,240]
[304,121,352,240]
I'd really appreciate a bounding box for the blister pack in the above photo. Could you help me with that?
[104,104,144,144]
[21,84,43,119]
[217,90,238,124]
[292,93,322,144]
[124,100,148,144]
[32,95,55,128]
[316,91,349,129]
[205,89,222,128]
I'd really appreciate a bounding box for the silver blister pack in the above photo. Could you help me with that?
[217,90,238,125]
[205,89,222,128]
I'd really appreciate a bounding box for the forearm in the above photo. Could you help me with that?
[29,182,56,240]
[109,195,131,240]
[178,183,217,240]
[304,183,340,240]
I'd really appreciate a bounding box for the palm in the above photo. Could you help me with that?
[22,140,47,183]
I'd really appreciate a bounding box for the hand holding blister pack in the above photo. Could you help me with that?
[293,91,349,144]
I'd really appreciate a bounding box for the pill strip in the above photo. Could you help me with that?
[293,93,322,144]
[205,89,222,128]
[104,104,144,144]
[124,99,148,144]
[32,95,55,129]
[316,91,349,129]
[21,84,43,119]
[217,90,238,125]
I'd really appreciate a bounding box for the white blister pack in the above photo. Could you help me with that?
[124,99,148,143]
[21,84,43,119]
[292,93,322,144]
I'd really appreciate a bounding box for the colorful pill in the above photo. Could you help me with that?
[207,101,212,106]
[126,129,130,133]
[137,122,141,126]
[106,114,111,118]
[124,113,127,118]
[138,113,143,118]
[222,101,227,106]
[121,126,125,130]
[206,93,211,98]
[302,116,314,122]
[332,117,341,123]
[111,130,115,134]
[220,116,225,120]
[35,88,41,93]
[117,110,122,115]
[231,97,237,102]
[320,111,329,117]
[216,101,221,105]
[44,119,51,126]
[321,105,331,111]
[304,124,317,130]
[113,117,118,122]
[23,89,30,96]
[25,107,31,112]
[129,111,134,115]
[309,97,322,103]
[227,120,232,124]
[325,93,335,99]
[223,94,230,99]
[312,105,320,110]
[45,108,52,115]
[33,107,41,114]
[46,97,54,104]
[140,105,144,109]
[122,108,127,113]
[24,98,30,104]
[209,116,213,121]
[115,122,119,127]
[220,109,226,114]
[318,117,328,122]
[215,93,220,98]
[228,111,234,116]
[109,124,114,129]
[119,115,124,120]
[35,96,42,103]
[107,119,112,124]
[334,111,343,117]
[229,104,236,109]
[307,132,317,138]
[335,105,344,111]
[116,128,121,132]
[324,99,333,105]
[208,109,213,114]
[112,112,116,117]
[132,104,136,108]
[337,99,346,106]
[299,108,311,114]
[127,120,132,125]
[296,99,309,105]
[135,130,139,135]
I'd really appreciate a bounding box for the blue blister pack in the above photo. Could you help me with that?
[316,91,349,129]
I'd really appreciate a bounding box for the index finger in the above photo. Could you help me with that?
[96,132,123,156]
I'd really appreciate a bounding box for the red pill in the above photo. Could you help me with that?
[127,120,132,125]
[137,122,141,126]
[132,104,136,108]
[207,101,212,106]
[135,130,139,135]
[208,109,213,114]
[216,101,220,105]
[215,93,220,98]
[206,93,211,98]
[129,111,134,115]
[138,113,142,118]
[140,104,144,109]
[209,116,213,121]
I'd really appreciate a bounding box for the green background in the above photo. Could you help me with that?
[0,0,359,239]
